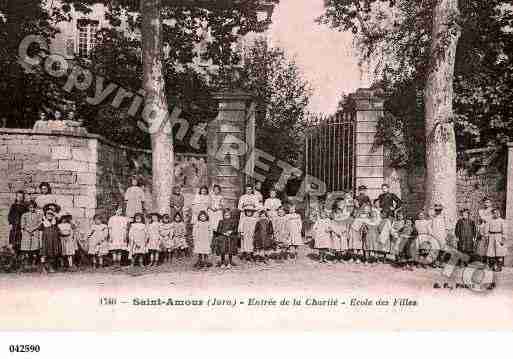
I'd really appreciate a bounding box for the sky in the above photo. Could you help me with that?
[268,0,365,115]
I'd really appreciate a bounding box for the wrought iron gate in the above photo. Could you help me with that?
[304,107,357,196]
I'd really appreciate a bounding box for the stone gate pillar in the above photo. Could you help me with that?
[352,88,385,200]
[208,90,255,208]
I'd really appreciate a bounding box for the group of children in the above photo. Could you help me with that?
[6,180,509,274]
[309,187,508,272]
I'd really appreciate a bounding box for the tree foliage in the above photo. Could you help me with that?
[235,38,311,167]
[319,0,513,172]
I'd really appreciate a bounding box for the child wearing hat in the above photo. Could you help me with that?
[38,205,61,274]
[147,213,161,266]
[238,204,259,261]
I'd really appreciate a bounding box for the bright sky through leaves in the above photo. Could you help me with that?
[268,0,364,114]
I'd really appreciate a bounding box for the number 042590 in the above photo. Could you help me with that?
[9,344,40,353]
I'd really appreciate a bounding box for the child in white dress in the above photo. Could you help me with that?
[483,209,508,271]
[414,210,433,267]
[238,204,259,261]
[147,213,161,266]
[124,177,145,220]
[193,211,213,269]
[86,215,109,269]
[376,211,394,263]
[286,205,303,259]
[313,210,332,263]
[273,206,289,260]
[108,206,129,267]
[20,201,42,268]
[330,209,351,261]
[350,211,368,263]
[129,213,147,266]
[264,189,282,219]
[192,186,210,225]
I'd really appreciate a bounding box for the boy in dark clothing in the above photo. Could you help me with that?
[377,184,402,218]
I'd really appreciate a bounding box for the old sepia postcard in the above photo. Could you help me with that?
[1,0,513,334]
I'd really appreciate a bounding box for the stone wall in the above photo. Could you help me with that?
[0,128,208,246]
[386,159,506,221]
[0,129,98,244]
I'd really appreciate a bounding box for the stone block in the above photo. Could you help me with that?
[75,195,96,209]
[68,207,85,219]
[51,146,72,160]
[8,160,23,172]
[72,148,91,162]
[356,155,383,167]
[0,145,7,154]
[53,195,74,211]
[356,121,377,133]
[76,173,96,185]
[89,162,97,172]
[9,144,51,156]
[356,166,384,178]
[58,160,88,172]
[356,132,376,144]
[37,161,59,171]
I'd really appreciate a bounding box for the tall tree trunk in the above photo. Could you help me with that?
[141,0,173,214]
[424,0,461,229]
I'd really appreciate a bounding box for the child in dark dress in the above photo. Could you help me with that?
[214,209,239,268]
[8,190,27,255]
[455,208,477,263]
[253,210,274,262]
[39,206,61,274]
